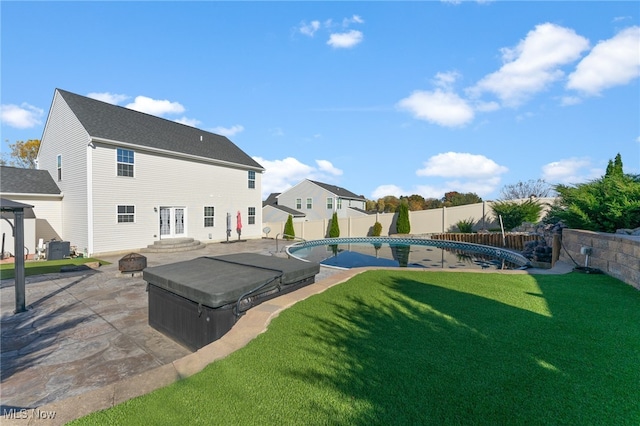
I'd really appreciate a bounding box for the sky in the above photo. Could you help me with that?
[1,1,639,202]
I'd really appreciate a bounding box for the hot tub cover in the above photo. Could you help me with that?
[143,253,320,308]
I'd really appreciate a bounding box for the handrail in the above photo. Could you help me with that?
[275,233,306,253]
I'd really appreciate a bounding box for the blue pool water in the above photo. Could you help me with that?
[286,237,531,270]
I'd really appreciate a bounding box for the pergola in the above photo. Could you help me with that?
[1,198,33,313]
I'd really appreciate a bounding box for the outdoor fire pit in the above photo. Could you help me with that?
[119,253,147,273]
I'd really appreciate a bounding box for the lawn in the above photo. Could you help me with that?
[0,258,109,280]
[72,270,640,425]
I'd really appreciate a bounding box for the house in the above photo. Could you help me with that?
[0,166,63,257]
[262,192,306,223]
[263,179,368,222]
[29,88,264,256]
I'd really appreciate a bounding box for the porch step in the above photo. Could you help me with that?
[141,238,207,253]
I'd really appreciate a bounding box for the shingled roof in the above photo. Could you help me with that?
[56,89,264,170]
[0,166,61,195]
[308,180,365,200]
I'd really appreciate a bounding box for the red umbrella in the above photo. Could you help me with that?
[236,211,242,239]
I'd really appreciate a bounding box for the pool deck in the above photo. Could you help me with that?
[0,239,573,425]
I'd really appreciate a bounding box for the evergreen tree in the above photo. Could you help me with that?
[396,202,411,234]
[329,212,340,237]
[283,215,295,240]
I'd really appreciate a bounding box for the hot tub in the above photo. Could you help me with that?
[143,253,320,351]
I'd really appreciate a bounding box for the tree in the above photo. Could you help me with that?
[2,139,40,169]
[499,179,552,200]
[442,191,482,207]
[396,202,411,234]
[491,199,543,231]
[283,215,295,240]
[544,153,640,232]
[329,212,340,238]
[405,194,426,211]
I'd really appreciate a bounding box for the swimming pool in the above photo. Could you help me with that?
[286,237,531,270]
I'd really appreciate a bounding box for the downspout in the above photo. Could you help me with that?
[86,138,94,256]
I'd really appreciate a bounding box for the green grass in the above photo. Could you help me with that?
[0,258,109,280]
[72,271,640,425]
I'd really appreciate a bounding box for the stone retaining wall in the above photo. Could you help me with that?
[559,229,640,290]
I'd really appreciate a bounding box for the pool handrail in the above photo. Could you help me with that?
[275,233,306,253]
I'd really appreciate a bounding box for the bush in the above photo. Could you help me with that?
[329,212,340,238]
[491,199,542,231]
[372,221,383,237]
[544,154,640,232]
[396,203,411,234]
[456,218,475,233]
[283,215,295,240]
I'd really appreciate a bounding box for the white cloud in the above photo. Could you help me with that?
[343,15,364,26]
[567,26,640,95]
[254,156,343,199]
[560,96,583,106]
[0,103,44,129]
[211,125,244,137]
[174,117,201,127]
[299,20,321,37]
[327,30,363,49]
[125,96,185,116]
[470,23,590,106]
[541,157,601,184]
[87,92,129,104]
[417,152,508,179]
[397,89,474,127]
[371,184,406,199]
[433,71,461,90]
[316,159,343,176]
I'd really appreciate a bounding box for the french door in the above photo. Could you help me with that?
[159,207,186,239]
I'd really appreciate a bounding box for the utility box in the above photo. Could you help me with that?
[47,241,70,260]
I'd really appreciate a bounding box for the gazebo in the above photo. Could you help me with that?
[1,198,33,313]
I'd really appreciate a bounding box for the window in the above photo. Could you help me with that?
[204,206,215,227]
[117,205,135,223]
[306,198,312,209]
[248,207,256,225]
[296,198,302,209]
[248,170,255,189]
[327,197,333,210]
[117,148,134,177]
[57,155,62,181]
[337,198,342,209]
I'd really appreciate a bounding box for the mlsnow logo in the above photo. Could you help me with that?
[2,408,57,420]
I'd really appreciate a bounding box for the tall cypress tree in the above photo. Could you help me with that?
[397,202,411,234]
[329,212,340,238]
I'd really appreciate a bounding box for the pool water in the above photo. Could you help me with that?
[287,237,530,270]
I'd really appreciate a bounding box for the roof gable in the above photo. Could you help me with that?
[0,166,61,195]
[55,89,264,170]
[307,180,365,200]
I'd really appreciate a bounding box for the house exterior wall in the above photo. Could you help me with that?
[262,205,305,224]
[0,195,63,254]
[89,143,262,255]
[37,91,90,252]
[275,180,365,221]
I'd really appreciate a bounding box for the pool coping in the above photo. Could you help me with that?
[15,261,574,425]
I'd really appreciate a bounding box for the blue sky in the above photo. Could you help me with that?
[2,1,639,201]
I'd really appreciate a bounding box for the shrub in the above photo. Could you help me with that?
[396,203,411,234]
[372,221,383,237]
[329,212,340,238]
[491,199,542,231]
[283,215,295,240]
[456,218,475,233]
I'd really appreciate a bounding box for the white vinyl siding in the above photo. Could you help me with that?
[37,91,90,252]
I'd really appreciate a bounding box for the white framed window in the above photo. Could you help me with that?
[204,206,215,227]
[117,205,135,223]
[327,197,333,209]
[296,198,302,209]
[337,198,342,209]
[57,154,62,181]
[248,170,255,189]
[117,148,134,177]
[248,207,256,225]
[306,198,312,209]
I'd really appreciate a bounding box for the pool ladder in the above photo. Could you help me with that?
[275,234,305,254]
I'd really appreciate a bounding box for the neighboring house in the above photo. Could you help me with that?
[0,166,63,257]
[34,88,264,256]
[268,179,368,221]
[262,192,306,223]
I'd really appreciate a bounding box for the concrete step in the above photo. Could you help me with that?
[141,238,207,253]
